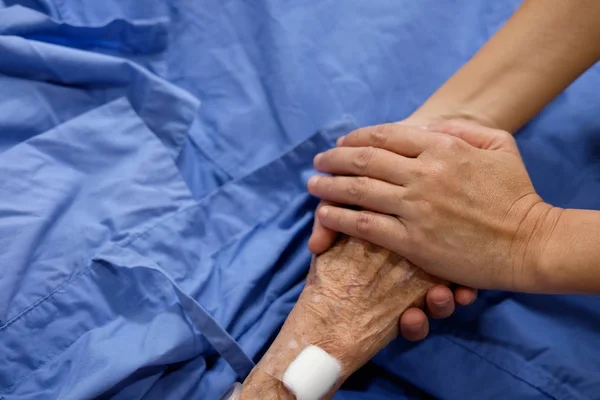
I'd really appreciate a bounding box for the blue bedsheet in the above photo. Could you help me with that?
[1,1,600,399]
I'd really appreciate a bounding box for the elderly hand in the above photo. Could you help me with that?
[238,236,443,399]
[310,207,475,342]
[308,120,553,292]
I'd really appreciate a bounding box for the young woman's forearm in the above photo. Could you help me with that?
[411,0,600,133]
[412,1,600,293]
[533,208,600,295]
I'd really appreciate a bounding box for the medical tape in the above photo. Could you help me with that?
[255,337,342,400]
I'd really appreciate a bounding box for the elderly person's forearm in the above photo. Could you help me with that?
[237,237,441,399]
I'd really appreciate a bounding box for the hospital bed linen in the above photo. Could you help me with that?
[1,1,600,399]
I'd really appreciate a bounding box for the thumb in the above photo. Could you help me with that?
[427,119,514,152]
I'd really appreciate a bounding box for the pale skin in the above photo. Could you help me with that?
[231,0,600,398]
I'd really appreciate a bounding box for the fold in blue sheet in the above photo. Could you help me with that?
[1,2,600,399]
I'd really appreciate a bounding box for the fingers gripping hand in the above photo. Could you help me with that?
[307,120,550,292]
[308,119,427,255]
[308,121,479,342]
[399,285,477,341]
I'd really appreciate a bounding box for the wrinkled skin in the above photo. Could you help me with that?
[239,236,443,399]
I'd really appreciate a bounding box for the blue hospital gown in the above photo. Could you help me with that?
[1,1,600,399]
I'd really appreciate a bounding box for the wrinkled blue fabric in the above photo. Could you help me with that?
[1,1,600,400]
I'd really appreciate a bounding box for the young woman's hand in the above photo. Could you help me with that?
[308,120,555,292]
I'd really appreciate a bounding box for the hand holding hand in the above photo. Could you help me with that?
[310,199,475,341]
[308,120,554,292]
[309,117,478,342]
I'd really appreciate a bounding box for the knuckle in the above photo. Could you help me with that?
[417,161,438,179]
[368,125,390,146]
[437,135,459,151]
[352,147,376,173]
[433,134,467,155]
[347,177,369,201]
[355,211,374,235]
[412,160,426,179]
[435,119,464,134]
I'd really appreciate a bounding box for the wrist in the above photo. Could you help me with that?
[529,208,600,295]
[292,286,368,381]
[406,106,500,131]
[241,237,439,397]
[514,202,565,293]
[240,286,357,399]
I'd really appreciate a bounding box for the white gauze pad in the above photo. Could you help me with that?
[281,344,342,400]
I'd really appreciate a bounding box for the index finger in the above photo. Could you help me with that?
[337,123,436,157]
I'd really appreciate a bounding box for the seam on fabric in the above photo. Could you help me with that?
[0,128,329,393]
[188,4,350,177]
[0,260,95,332]
[51,0,68,23]
[432,291,585,400]
[440,335,574,400]
[0,260,158,393]
[1,126,326,333]
[0,94,194,327]
[120,200,283,262]
[185,132,234,181]
[102,245,255,378]
[117,129,329,249]
[132,73,200,159]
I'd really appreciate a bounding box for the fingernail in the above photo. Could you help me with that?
[314,153,323,166]
[407,324,423,332]
[318,206,329,219]
[336,136,345,146]
[307,175,320,189]
[433,297,451,307]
